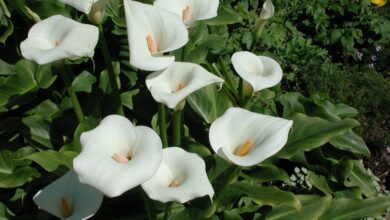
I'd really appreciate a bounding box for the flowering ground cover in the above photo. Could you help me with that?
[0,0,389,219]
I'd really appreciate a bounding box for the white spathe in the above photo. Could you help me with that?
[73,115,163,198]
[142,147,214,203]
[20,15,99,65]
[33,171,103,220]
[154,0,219,27]
[124,0,189,71]
[59,0,107,14]
[260,0,275,20]
[145,62,224,109]
[209,107,293,167]
[231,51,282,92]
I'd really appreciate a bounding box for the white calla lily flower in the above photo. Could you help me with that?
[73,115,163,197]
[154,0,219,27]
[142,147,214,203]
[231,51,282,93]
[124,0,189,71]
[260,0,275,20]
[59,0,106,14]
[209,107,293,167]
[33,171,103,220]
[20,15,99,65]
[145,62,224,109]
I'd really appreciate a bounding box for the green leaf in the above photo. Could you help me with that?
[330,131,370,157]
[307,171,333,194]
[0,150,13,174]
[278,92,306,118]
[266,194,332,220]
[22,150,77,172]
[276,114,359,159]
[222,182,301,210]
[0,166,40,188]
[333,104,359,118]
[187,84,233,123]
[26,99,59,120]
[204,5,242,25]
[34,64,56,89]
[72,71,97,93]
[319,197,390,220]
[22,115,52,148]
[345,160,378,197]
[121,89,140,110]
[240,165,289,183]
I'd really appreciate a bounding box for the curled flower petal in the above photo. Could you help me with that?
[142,147,214,203]
[59,0,95,14]
[231,51,282,92]
[33,171,103,220]
[73,115,163,197]
[20,15,99,65]
[209,108,293,166]
[145,62,224,109]
[154,0,219,27]
[260,0,275,20]
[124,0,188,71]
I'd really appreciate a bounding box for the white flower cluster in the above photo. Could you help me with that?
[18,0,292,219]
[282,167,312,190]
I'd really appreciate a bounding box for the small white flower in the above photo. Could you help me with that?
[20,15,99,65]
[124,0,189,71]
[145,62,224,109]
[73,115,163,197]
[260,0,275,20]
[33,171,103,220]
[231,51,283,93]
[154,0,219,27]
[209,107,292,167]
[142,147,214,203]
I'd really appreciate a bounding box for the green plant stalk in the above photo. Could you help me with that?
[139,187,156,220]
[172,110,182,146]
[238,78,244,106]
[57,66,84,123]
[98,25,124,115]
[163,202,173,220]
[252,20,267,51]
[159,103,169,148]
[205,165,241,218]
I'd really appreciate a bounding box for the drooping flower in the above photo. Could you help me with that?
[154,0,219,27]
[73,115,163,197]
[20,15,99,65]
[142,147,214,203]
[259,0,275,20]
[33,171,103,220]
[209,107,293,167]
[370,0,387,7]
[231,51,282,94]
[145,62,224,109]
[124,0,189,71]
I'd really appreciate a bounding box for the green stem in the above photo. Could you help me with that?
[252,20,267,52]
[98,25,124,115]
[158,103,168,148]
[238,78,244,106]
[140,187,156,220]
[163,202,173,220]
[57,66,84,123]
[172,110,182,146]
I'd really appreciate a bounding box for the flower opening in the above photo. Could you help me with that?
[182,5,192,21]
[61,197,72,218]
[234,139,254,157]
